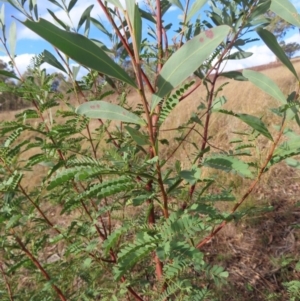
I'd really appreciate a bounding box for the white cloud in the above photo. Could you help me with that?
[0,53,90,79]
[169,6,178,12]
[178,14,183,21]
[219,44,276,72]
[285,32,300,44]
[0,53,35,75]
[291,0,300,9]
[17,27,41,40]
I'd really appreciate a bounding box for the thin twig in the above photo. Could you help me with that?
[14,235,67,301]
[196,119,286,249]
[0,263,14,301]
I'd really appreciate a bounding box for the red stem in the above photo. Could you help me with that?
[156,0,163,72]
[96,0,154,93]
[14,236,67,301]
[0,263,14,301]
[196,119,286,249]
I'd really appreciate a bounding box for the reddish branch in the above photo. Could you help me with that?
[96,0,154,93]
[197,121,286,249]
[156,0,163,72]
[0,263,14,301]
[14,236,67,301]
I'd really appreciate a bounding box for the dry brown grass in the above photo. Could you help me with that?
[160,60,300,168]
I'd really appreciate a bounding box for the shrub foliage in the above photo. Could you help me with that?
[0,0,300,300]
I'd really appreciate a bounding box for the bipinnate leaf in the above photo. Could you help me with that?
[47,167,85,190]
[42,50,67,73]
[186,0,207,23]
[215,109,273,141]
[270,0,300,27]
[76,101,146,125]
[267,136,300,169]
[243,70,286,104]
[203,155,253,178]
[256,28,299,80]
[9,21,16,58]
[103,226,129,255]
[22,18,137,88]
[152,25,230,112]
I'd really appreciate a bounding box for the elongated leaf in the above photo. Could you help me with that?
[249,0,271,20]
[256,28,299,80]
[9,21,16,58]
[91,17,112,38]
[243,69,286,104]
[270,0,300,27]
[203,155,253,178]
[126,1,142,53]
[220,71,248,81]
[84,15,91,37]
[6,0,27,15]
[238,114,273,141]
[0,4,5,26]
[33,0,38,20]
[215,109,273,141]
[72,65,80,79]
[68,0,78,12]
[125,126,149,145]
[47,9,69,30]
[22,18,137,88]
[225,51,252,60]
[168,0,183,11]
[186,0,207,23]
[152,25,230,111]
[0,70,20,80]
[76,101,146,125]
[42,50,67,73]
[48,0,64,10]
[139,8,156,23]
[77,4,93,32]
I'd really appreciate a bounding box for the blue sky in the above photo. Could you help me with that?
[0,0,299,78]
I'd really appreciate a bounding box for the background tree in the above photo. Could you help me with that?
[266,11,300,59]
[280,41,300,58]
[0,59,25,111]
